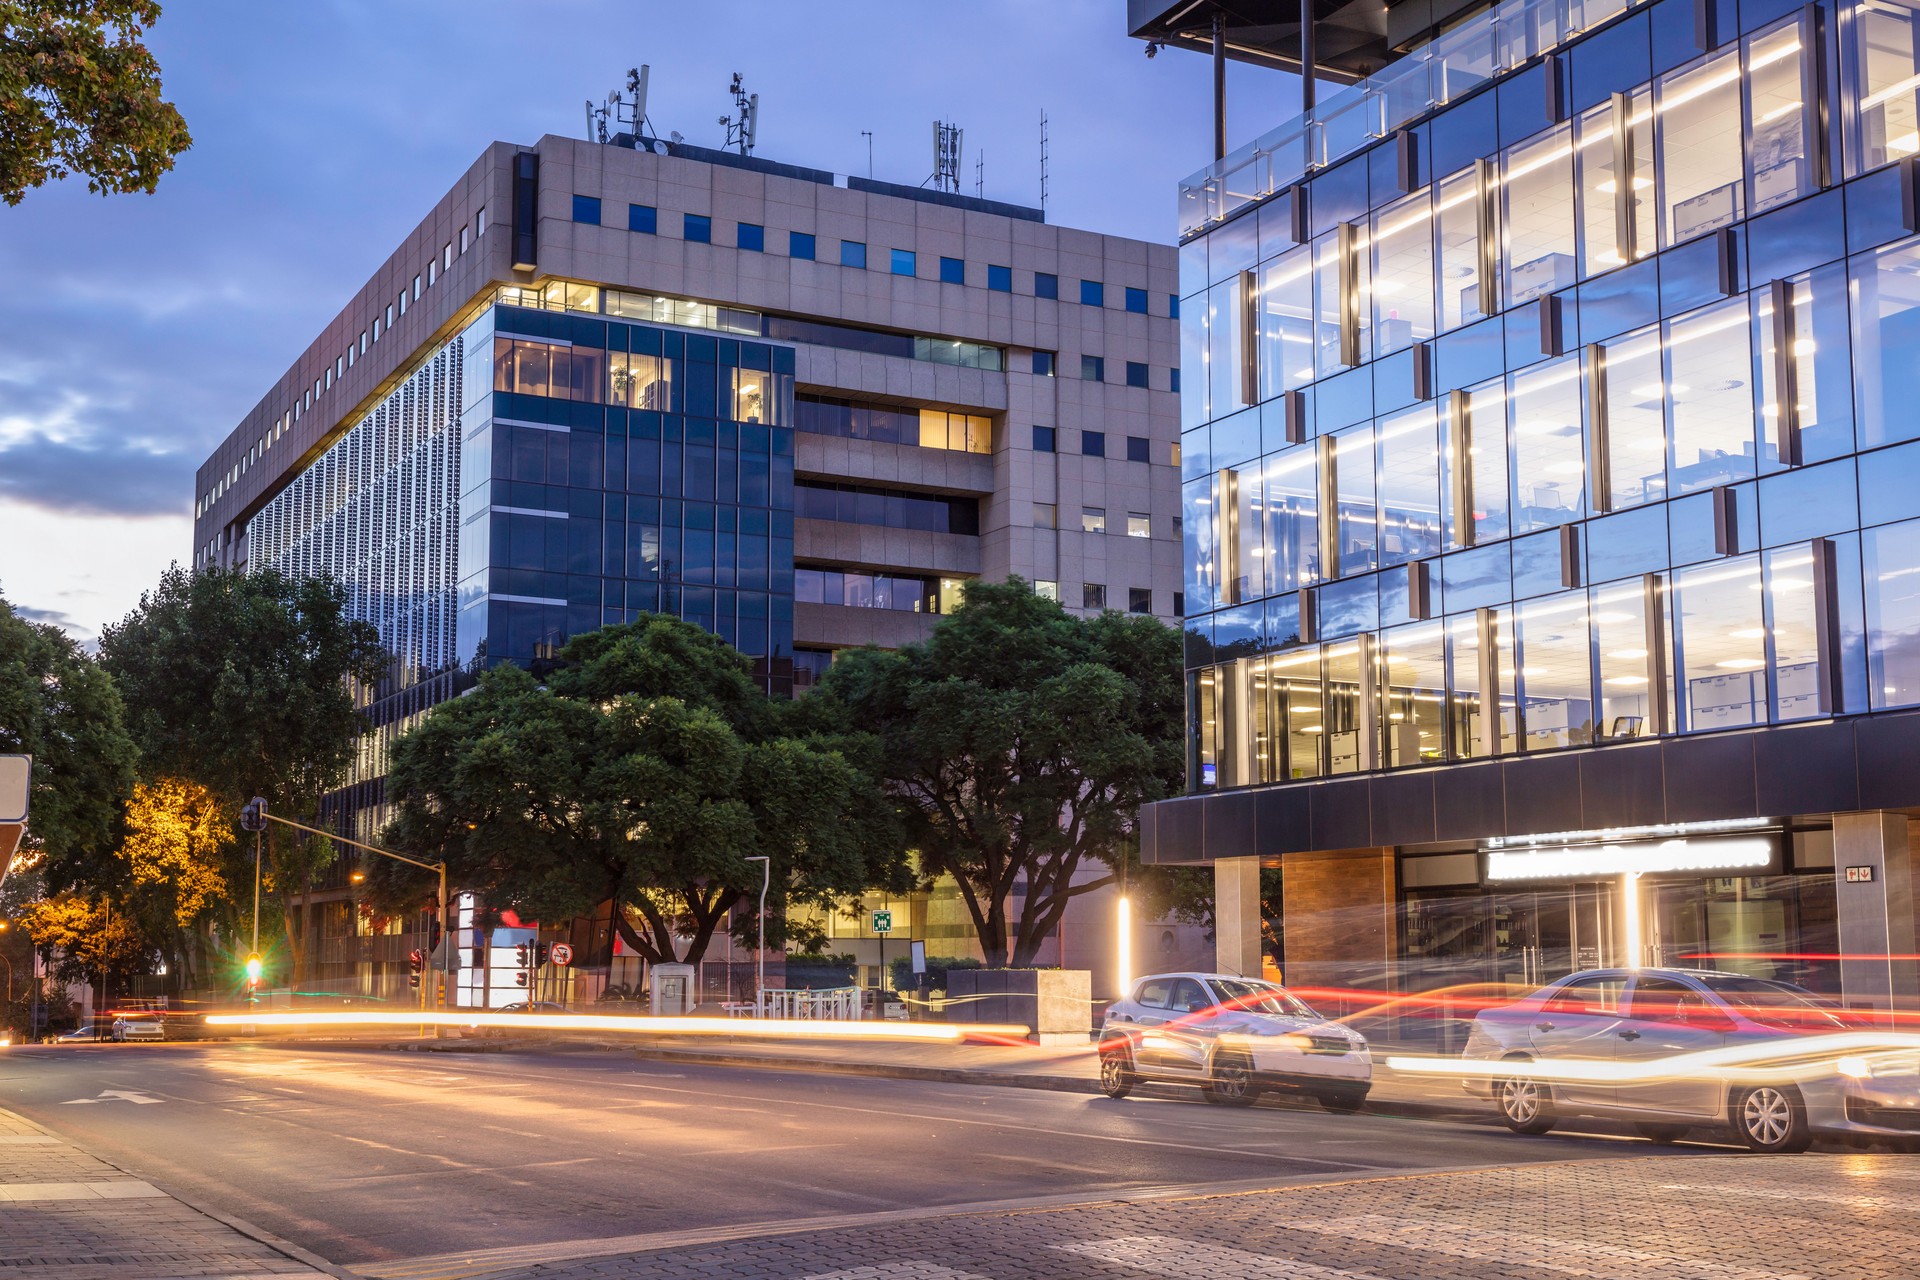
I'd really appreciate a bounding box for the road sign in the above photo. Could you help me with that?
[0,755,28,823]
[910,939,927,974]
[549,942,573,966]
[872,910,893,934]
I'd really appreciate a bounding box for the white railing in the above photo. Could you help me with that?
[754,987,863,1020]
[1179,0,1646,236]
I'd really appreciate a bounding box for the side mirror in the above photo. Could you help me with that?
[1187,999,1212,1014]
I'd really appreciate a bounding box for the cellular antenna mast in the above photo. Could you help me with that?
[929,120,962,194]
[1039,110,1049,217]
[587,65,654,146]
[975,150,984,198]
[720,72,759,155]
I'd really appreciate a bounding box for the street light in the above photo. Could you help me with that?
[744,856,769,1014]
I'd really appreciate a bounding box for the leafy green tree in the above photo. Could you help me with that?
[1136,864,1285,969]
[0,592,137,892]
[821,579,1184,968]
[98,565,387,978]
[0,1,192,205]
[376,614,905,966]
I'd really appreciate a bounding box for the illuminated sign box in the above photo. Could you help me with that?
[1485,836,1777,882]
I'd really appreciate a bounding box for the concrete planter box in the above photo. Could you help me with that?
[944,968,1092,1045]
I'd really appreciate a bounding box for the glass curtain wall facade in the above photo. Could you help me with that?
[455,301,798,692]
[1182,0,1920,791]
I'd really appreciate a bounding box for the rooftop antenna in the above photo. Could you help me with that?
[929,120,962,194]
[1039,109,1050,218]
[975,150,984,198]
[860,129,874,178]
[586,65,655,146]
[720,72,759,155]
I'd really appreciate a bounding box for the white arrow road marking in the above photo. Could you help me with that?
[62,1089,162,1105]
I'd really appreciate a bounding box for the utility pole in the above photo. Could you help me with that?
[744,856,769,1013]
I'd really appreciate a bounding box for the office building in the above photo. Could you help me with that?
[1133,0,1920,1023]
[191,131,1184,999]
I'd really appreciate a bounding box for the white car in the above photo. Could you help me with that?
[111,1017,165,1042]
[1098,972,1371,1111]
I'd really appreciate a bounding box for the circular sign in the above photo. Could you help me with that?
[549,942,574,966]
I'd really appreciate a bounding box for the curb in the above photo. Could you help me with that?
[624,1045,1492,1121]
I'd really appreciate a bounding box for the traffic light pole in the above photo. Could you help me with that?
[254,812,451,1015]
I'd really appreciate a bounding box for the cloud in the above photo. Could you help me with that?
[0,434,191,518]
[11,603,84,632]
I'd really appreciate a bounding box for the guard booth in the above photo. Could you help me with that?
[650,963,696,1015]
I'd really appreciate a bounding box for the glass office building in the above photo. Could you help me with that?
[1141,0,1920,1020]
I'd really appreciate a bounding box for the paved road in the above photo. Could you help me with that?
[0,1041,1708,1270]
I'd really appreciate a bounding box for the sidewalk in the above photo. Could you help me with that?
[611,1030,1484,1117]
[0,1104,343,1280]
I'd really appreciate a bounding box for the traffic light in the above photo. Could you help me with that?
[514,972,529,987]
[408,948,425,991]
[239,797,268,832]
[513,943,530,967]
[243,953,263,987]
[533,942,551,967]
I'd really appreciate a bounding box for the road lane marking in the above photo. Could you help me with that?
[1056,1235,1385,1279]
[61,1089,161,1104]
[0,1135,62,1144]
[1657,1181,1914,1210]
[802,1267,991,1280]
[0,1181,167,1201]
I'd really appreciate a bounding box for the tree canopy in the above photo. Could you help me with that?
[0,591,137,892]
[0,1,192,205]
[378,614,905,966]
[820,579,1184,968]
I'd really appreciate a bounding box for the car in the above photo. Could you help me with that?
[55,1022,111,1042]
[111,1017,165,1042]
[1461,966,1920,1153]
[467,1001,569,1037]
[1098,972,1372,1111]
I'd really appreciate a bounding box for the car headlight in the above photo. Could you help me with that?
[1836,1054,1874,1080]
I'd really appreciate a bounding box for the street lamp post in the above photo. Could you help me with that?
[744,856,769,1014]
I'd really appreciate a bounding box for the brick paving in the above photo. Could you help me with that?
[0,1106,328,1280]
[467,1154,1920,1280]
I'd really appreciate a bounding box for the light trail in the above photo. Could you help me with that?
[1387,1031,1920,1086]
[203,1011,1032,1041]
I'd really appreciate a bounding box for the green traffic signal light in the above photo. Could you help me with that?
[244,953,263,982]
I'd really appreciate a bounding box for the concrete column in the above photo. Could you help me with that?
[1215,856,1265,980]
[1832,811,1918,1016]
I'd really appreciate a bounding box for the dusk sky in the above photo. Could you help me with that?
[0,1,1298,645]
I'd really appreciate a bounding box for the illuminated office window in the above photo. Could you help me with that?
[1502,124,1576,308]
[1508,354,1586,531]
[1370,189,1436,354]
[1666,298,1756,493]
[1658,50,1745,247]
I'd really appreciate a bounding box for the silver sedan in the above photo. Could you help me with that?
[1461,967,1920,1152]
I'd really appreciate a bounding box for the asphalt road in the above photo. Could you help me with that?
[0,1041,1709,1269]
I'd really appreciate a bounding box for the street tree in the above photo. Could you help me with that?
[0,0,192,205]
[377,614,904,966]
[0,591,137,892]
[820,579,1184,969]
[1135,864,1286,970]
[114,776,237,985]
[98,565,387,978]
[16,891,156,988]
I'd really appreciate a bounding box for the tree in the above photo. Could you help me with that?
[98,565,387,979]
[377,614,905,967]
[0,1,192,206]
[0,591,137,892]
[820,579,1184,969]
[17,891,156,988]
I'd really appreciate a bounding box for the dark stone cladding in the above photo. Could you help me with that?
[1139,711,1920,864]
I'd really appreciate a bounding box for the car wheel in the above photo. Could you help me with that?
[1496,1058,1556,1135]
[1316,1088,1367,1114]
[1733,1084,1812,1154]
[1202,1052,1260,1106]
[1634,1123,1690,1145]
[1098,1047,1137,1100]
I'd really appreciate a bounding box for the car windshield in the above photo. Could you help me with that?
[1697,975,1853,1029]
[1210,979,1316,1019]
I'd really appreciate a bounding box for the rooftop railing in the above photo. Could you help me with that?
[1178,0,1644,238]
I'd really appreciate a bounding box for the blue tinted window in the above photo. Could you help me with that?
[841,240,867,268]
[790,230,816,260]
[1428,91,1499,182]
[1585,504,1669,582]
[1170,367,1181,392]
[1033,350,1055,376]
[1081,355,1106,382]
[1033,425,1056,452]
[572,194,602,225]
[1125,286,1149,314]
[1759,459,1859,547]
[1126,361,1150,389]
[940,256,965,284]
[1317,575,1380,637]
[1510,529,1566,600]
[684,213,712,244]
[1746,190,1845,282]
[1577,258,1659,343]
[1170,293,1180,318]
[891,248,917,277]
[737,222,764,252]
[1568,11,1649,113]
[1083,430,1107,457]
[1861,441,1920,528]
[628,203,657,234]
[988,264,1012,291]
[1035,272,1059,299]
[1128,435,1151,463]
[1080,279,1105,307]
[1440,543,1512,611]
[1308,158,1368,237]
